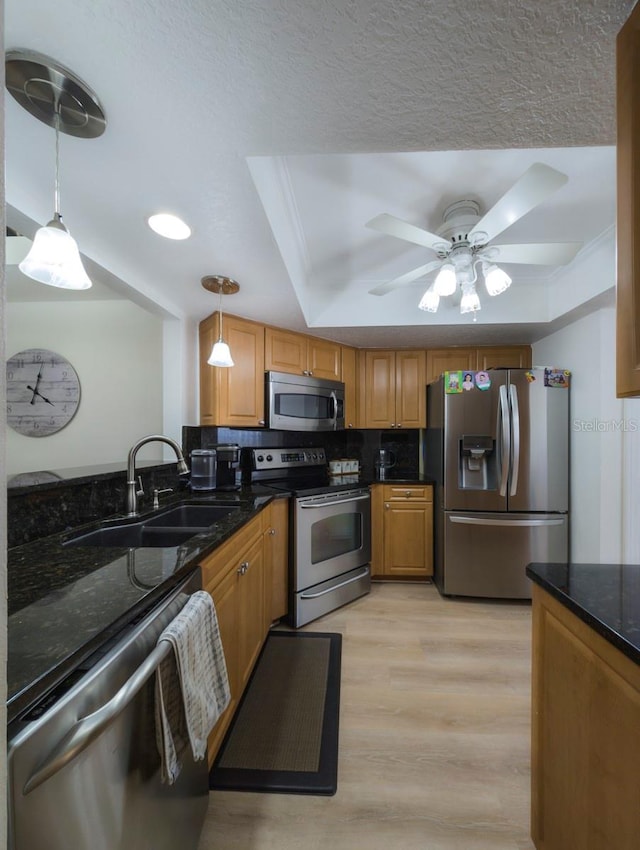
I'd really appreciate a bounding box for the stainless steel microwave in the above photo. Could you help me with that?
[265,371,345,431]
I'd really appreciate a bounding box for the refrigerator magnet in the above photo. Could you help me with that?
[475,371,491,390]
[462,372,475,391]
[544,368,571,388]
[525,371,536,382]
[445,371,463,393]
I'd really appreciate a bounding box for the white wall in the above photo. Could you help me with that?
[7,299,164,474]
[533,306,640,564]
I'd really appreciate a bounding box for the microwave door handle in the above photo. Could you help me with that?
[329,390,338,429]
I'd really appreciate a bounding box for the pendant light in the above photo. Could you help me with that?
[201,276,240,367]
[5,50,106,290]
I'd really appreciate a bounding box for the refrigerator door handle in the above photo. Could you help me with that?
[509,384,520,497]
[498,385,510,496]
[449,516,565,527]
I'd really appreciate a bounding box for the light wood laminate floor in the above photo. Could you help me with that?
[199,582,535,850]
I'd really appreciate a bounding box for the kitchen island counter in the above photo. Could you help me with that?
[526,561,640,850]
[526,561,640,665]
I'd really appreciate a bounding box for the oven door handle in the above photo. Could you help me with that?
[300,568,370,599]
[23,640,172,795]
[299,493,370,508]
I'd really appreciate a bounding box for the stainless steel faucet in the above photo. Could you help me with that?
[126,434,189,516]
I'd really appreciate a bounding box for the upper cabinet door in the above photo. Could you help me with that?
[199,313,265,427]
[307,337,341,381]
[395,350,426,428]
[426,348,477,386]
[264,328,341,381]
[476,346,532,371]
[264,328,307,375]
[617,4,640,397]
[363,350,396,428]
[341,346,358,428]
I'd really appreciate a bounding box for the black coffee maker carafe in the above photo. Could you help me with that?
[213,444,240,490]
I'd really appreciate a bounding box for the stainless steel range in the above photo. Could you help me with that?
[249,447,371,627]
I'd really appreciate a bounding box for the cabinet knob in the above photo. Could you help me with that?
[269,528,276,536]
[405,490,411,498]
[396,423,402,428]
[385,503,390,510]
[258,419,266,426]
[237,561,250,576]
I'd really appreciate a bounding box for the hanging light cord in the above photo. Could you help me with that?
[218,288,225,341]
[54,107,61,218]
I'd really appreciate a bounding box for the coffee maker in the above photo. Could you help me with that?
[213,444,241,490]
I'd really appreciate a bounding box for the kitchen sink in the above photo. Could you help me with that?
[145,504,240,527]
[64,502,242,548]
[64,524,205,548]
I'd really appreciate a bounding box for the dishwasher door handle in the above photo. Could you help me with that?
[23,640,172,795]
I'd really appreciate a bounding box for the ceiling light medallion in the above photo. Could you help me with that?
[5,49,106,290]
[148,213,192,240]
[201,276,240,367]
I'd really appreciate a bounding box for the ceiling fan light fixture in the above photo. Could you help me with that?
[483,262,512,296]
[460,283,481,315]
[433,263,457,296]
[418,286,439,313]
[19,216,91,290]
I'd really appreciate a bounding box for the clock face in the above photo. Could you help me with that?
[6,348,81,437]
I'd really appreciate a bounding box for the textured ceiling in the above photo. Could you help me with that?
[4,0,635,345]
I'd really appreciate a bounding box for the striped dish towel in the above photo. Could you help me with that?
[155,590,231,784]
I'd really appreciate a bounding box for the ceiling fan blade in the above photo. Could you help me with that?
[468,163,569,245]
[488,242,582,265]
[366,213,451,253]
[369,260,443,296]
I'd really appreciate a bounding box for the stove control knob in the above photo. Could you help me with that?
[266,454,273,462]
[256,454,264,463]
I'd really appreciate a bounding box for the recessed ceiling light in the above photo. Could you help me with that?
[147,213,191,240]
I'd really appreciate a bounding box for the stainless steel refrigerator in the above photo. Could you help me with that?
[425,368,569,598]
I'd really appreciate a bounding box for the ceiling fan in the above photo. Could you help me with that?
[366,163,582,317]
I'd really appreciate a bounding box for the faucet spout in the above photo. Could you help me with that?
[126,434,189,516]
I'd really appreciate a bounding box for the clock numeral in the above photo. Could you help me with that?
[7,404,12,414]
[7,371,13,380]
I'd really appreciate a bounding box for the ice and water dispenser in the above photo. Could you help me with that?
[458,435,497,490]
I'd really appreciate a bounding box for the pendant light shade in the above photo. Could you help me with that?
[202,276,240,368]
[208,340,234,368]
[6,50,106,291]
[418,285,439,313]
[19,215,91,290]
[433,263,457,297]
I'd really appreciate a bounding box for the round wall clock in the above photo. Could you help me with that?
[6,348,81,437]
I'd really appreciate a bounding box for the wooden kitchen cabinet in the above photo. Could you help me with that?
[265,326,341,381]
[262,497,289,626]
[199,313,265,427]
[616,4,640,397]
[426,348,477,385]
[361,350,426,429]
[200,513,266,766]
[476,345,532,371]
[531,584,640,849]
[371,484,433,578]
[426,346,532,385]
[341,344,358,428]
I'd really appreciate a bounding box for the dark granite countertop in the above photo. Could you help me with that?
[526,562,640,665]
[7,488,273,723]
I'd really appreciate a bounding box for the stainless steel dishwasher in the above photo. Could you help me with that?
[7,568,209,850]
